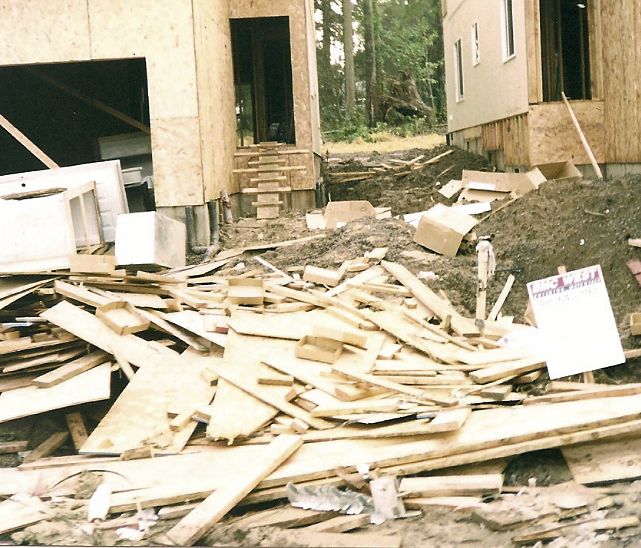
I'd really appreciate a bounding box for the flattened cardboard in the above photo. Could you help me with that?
[324,201,376,229]
[413,204,478,257]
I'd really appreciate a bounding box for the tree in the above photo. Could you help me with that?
[362,0,379,126]
[342,0,356,115]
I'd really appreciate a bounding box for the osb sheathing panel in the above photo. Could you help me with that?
[528,101,605,166]
[193,0,236,200]
[150,117,204,206]
[87,0,204,206]
[229,0,315,165]
[601,2,641,163]
[87,0,198,120]
[0,0,91,64]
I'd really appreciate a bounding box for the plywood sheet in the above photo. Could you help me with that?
[528,101,606,166]
[151,117,205,206]
[0,364,111,424]
[87,0,198,119]
[0,0,91,64]
[193,0,236,199]
[81,354,215,455]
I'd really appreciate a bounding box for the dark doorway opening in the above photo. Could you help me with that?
[540,0,591,102]
[231,17,295,146]
[0,59,151,176]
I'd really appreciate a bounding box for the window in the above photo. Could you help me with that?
[501,0,515,60]
[454,39,464,101]
[471,22,480,65]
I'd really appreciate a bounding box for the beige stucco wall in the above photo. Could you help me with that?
[443,0,530,132]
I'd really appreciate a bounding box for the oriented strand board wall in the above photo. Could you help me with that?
[193,0,236,200]
[0,0,206,207]
[443,0,530,132]
[229,0,317,190]
[528,101,605,166]
[601,2,641,163]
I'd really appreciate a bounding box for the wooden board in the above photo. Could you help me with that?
[562,435,641,485]
[0,495,48,535]
[207,331,290,442]
[32,350,109,387]
[163,310,227,348]
[0,364,111,424]
[399,474,503,497]
[41,300,180,369]
[260,394,641,488]
[166,435,303,546]
[80,355,215,455]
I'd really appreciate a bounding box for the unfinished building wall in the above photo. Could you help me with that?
[443,0,530,133]
[0,0,206,208]
[193,0,237,201]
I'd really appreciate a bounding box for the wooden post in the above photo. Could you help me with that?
[0,113,59,169]
[561,92,603,180]
[476,242,491,321]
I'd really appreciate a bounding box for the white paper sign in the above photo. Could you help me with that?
[527,265,624,379]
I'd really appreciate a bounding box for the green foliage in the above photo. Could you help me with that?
[315,0,447,138]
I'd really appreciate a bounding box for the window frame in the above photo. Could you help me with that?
[454,38,464,102]
[500,0,516,62]
[471,22,480,66]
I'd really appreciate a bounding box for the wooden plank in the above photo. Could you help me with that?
[80,354,216,455]
[332,365,457,407]
[262,394,641,488]
[0,441,28,454]
[65,412,89,450]
[428,407,472,433]
[162,311,227,348]
[310,399,401,417]
[230,507,338,529]
[512,516,640,545]
[0,113,59,169]
[469,357,546,384]
[165,435,303,546]
[23,432,69,464]
[41,300,180,370]
[32,350,109,387]
[561,92,603,179]
[0,364,111,424]
[54,280,112,308]
[399,474,503,497]
[524,384,641,405]
[487,275,515,322]
[305,514,370,533]
[0,495,49,535]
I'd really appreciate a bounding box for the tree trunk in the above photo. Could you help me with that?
[364,0,378,126]
[343,0,356,114]
[320,0,332,72]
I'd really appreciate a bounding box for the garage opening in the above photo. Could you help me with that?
[0,59,154,210]
[231,17,296,147]
[540,0,591,102]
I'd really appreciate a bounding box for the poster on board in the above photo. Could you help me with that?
[527,265,625,379]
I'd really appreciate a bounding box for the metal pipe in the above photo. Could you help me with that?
[185,201,221,259]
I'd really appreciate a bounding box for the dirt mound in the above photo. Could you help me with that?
[326,144,490,215]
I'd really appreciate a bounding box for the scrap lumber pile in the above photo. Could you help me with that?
[331,149,455,183]
[3,243,641,545]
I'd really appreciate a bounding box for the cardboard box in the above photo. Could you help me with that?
[413,204,478,257]
[115,212,186,269]
[533,162,582,182]
[462,169,543,199]
[295,336,344,364]
[324,200,376,229]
